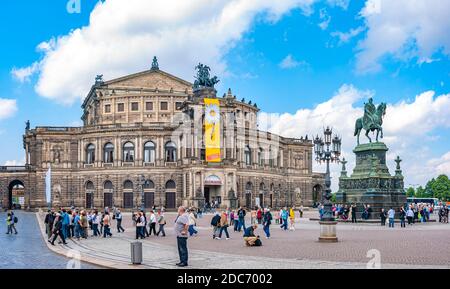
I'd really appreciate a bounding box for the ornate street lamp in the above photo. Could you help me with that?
[137,175,150,212]
[314,127,341,242]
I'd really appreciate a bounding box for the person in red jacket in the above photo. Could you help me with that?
[257,207,263,224]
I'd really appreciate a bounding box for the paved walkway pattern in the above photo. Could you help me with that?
[36,211,450,269]
[0,211,97,269]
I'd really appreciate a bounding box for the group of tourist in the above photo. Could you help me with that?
[44,207,130,245]
[133,209,167,239]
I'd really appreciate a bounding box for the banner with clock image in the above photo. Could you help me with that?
[204,98,221,162]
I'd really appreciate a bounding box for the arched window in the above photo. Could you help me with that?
[85,181,95,190]
[258,147,264,166]
[104,143,114,163]
[144,141,156,163]
[165,141,177,162]
[244,145,252,166]
[165,180,176,189]
[104,181,113,190]
[86,144,95,164]
[123,180,133,190]
[143,180,155,189]
[245,182,253,191]
[259,182,265,191]
[123,142,135,162]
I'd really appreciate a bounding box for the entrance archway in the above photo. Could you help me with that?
[313,184,322,205]
[8,180,25,210]
[204,175,222,208]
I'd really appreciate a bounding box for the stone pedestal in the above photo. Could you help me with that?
[336,142,406,219]
[318,221,338,242]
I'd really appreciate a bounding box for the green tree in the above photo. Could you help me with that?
[405,187,415,198]
[415,186,426,198]
[426,174,450,201]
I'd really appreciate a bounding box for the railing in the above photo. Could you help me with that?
[0,165,33,172]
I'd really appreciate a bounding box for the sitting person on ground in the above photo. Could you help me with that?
[243,224,261,246]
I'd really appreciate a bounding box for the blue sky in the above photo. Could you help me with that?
[1,0,449,188]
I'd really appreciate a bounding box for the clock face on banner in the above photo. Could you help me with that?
[204,98,221,163]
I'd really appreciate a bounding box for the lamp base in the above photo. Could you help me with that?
[318,221,338,243]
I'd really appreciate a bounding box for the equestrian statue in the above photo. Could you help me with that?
[354,98,387,145]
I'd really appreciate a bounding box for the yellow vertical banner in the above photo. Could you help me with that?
[204,98,221,162]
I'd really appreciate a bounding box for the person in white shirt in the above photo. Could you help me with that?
[148,210,157,236]
[388,207,395,228]
[188,209,198,236]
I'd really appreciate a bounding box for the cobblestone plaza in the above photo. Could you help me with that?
[1,209,447,269]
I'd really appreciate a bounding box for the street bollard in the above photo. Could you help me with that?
[131,241,142,265]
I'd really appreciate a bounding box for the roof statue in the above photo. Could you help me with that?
[193,63,220,90]
[151,56,159,70]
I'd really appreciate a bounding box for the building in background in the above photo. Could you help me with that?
[0,59,324,210]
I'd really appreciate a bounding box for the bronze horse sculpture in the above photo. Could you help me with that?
[354,100,386,145]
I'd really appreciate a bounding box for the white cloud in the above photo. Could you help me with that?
[11,62,40,83]
[279,54,308,69]
[0,98,18,120]
[428,152,450,176]
[318,8,331,30]
[331,26,365,44]
[13,0,316,105]
[326,0,350,10]
[259,85,450,190]
[356,0,450,73]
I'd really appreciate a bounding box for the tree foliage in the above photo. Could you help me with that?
[407,175,450,201]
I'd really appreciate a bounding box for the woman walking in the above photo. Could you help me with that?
[156,211,166,237]
[217,211,230,240]
[135,212,145,239]
[188,209,198,236]
[289,207,295,231]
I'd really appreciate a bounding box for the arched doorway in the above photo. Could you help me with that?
[8,180,25,210]
[103,180,114,208]
[123,180,134,209]
[313,184,322,205]
[143,180,155,208]
[165,180,176,209]
[85,181,95,209]
[204,175,222,207]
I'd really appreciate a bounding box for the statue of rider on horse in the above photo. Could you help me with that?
[354,97,387,145]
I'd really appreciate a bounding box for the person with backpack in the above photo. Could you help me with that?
[115,209,125,233]
[237,207,246,232]
[243,224,261,246]
[217,211,230,240]
[210,212,221,239]
[262,208,272,239]
[9,211,18,234]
